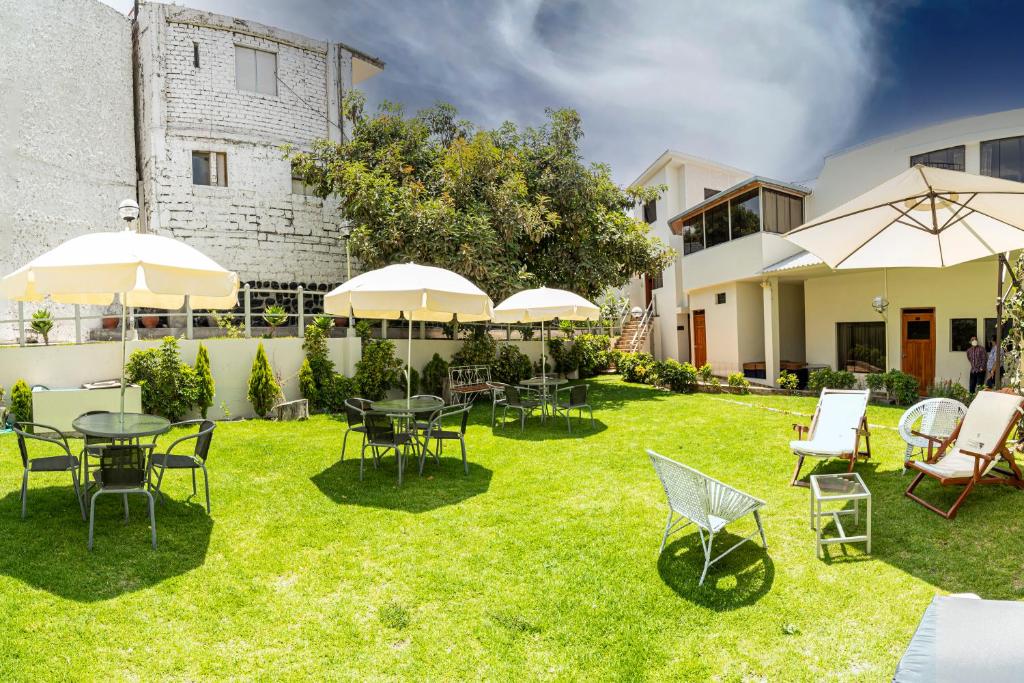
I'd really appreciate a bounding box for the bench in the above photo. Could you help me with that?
[448,365,494,405]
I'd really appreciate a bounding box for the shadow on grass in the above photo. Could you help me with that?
[0,486,211,602]
[490,417,609,441]
[311,455,492,513]
[657,533,774,611]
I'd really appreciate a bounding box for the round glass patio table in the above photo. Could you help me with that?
[370,396,445,415]
[72,412,172,441]
[519,377,568,420]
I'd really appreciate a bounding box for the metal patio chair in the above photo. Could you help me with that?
[552,384,594,433]
[361,412,417,485]
[147,420,215,513]
[421,404,472,475]
[500,385,542,432]
[897,398,967,470]
[647,449,767,586]
[13,422,85,520]
[78,410,113,492]
[487,381,509,427]
[88,444,156,550]
[341,398,372,461]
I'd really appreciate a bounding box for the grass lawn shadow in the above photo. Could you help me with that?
[0,486,212,602]
[311,456,493,513]
[657,533,774,611]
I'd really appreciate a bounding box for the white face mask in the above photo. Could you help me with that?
[971,339,978,346]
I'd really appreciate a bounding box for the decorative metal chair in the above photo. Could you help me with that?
[147,420,215,513]
[487,382,509,426]
[13,422,85,520]
[421,404,472,475]
[341,398,372,460]
[897,398,967,470]
[500,386,542,432]
[88,444,156,550]
[647,449,767,586]
[552,384,594,433]
[361,412,417,485]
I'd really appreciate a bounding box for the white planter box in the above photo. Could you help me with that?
[32,385,142,433]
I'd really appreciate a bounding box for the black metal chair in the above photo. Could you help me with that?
[487,382,509,426]
[361,412,416,485]
[501,386,542,432]
[13,422,85,520]
[147,420,215,513]
[78,410,113,492]
[88,444,156,550]
[553,384,595,433]
[341,398,372,461]
[421,404,472,475]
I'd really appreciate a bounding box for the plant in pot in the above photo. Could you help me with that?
[140,309,161,329]
[262,304,288,337]
[102,304,120,330]
[30,308,54,345]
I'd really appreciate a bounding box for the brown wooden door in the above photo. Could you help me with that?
[644,275,654,307]
[901,308,935,394]
[692,310,707,367]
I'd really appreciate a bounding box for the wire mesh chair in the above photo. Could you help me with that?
[88,444,156,550]
[647,449,767,586]
[147,420,215,513]
[13,422,85,520]
[341,398,372,461]
[897,398,967,470]
[500,386,542,432]
[361,412,417,485]
[552,384,594,433]
[421,404,472,475]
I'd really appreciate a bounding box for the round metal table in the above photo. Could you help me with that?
[72,412,172,442]
[370,396,445,415]
[519,377,568,421]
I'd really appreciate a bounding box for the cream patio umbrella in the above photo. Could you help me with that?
[1,225,239,420]
[323,262,494,403]
[491,287,600,389]
[785,164,1024,384]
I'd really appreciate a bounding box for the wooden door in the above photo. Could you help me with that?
[644,275,654,308]
[692,310,707,368]
[901,308,935,394]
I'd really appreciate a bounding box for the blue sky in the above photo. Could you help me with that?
[101,1,1024,184]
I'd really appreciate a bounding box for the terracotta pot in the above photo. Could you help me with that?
[141,315,160,329]
[334,317,349,328]
[102,316,119,330]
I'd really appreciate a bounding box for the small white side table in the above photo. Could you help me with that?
[810,472,871,559]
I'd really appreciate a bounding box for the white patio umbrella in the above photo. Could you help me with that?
[323,262,493,403]
[492,287,600,388]
[1,228,239,420]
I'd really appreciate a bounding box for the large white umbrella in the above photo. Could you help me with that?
[323,262,493,403]
[492,287,600,388]
[2,228,239,419]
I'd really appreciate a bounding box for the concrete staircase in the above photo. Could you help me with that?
[615,317,650,353]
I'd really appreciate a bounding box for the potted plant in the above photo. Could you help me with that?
[30,308,54,345]
[262,304,288,337]
[141,310,160,328]
[102,304,120,330]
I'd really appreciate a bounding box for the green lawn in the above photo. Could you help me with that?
[1,377,1020,680]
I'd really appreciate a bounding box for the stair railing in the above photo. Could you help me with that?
[626,300,655,353]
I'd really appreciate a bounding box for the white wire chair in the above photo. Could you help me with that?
[647,449,767,585]
[897,398,967,469]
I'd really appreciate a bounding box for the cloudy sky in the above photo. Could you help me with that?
[101,0,1024,184]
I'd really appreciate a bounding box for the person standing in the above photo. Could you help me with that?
[966,335,986,393]
[986,336,1002,388]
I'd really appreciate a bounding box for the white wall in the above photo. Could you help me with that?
[682,232,803,292]
[778,283,806,362]
[0,0,136,343]
[688,283,739,375]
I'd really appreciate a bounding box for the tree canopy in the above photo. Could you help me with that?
[288,96,672,301]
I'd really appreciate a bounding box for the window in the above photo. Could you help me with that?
[763,189,804,234]
[950,318,978,352]
[981,136,1024,182]
[642,198,657,224]
[704,188,720,200]
[193,42,200,68]
[705,202,729,248]
[650,271,664,290]
[291,162,316,196]
[235,45,277,95]
[192,151,227,186]
[910,145,965,171]
[715,292,727,304]
[729,189,760,239]
[984,318,1013,345]
[682,215,704,255]
[837,321,886,373]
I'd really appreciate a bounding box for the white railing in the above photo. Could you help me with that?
[626,300,655,353]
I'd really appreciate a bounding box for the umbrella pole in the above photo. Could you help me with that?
[120,292,127,426]
[997,254,1006,389]
[407,317,413,404]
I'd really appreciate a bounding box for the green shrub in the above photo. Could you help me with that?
[619,352,656,384]
[299,358,318,407]
[519,326,535,341]
[928,378,970,403]
[865,372,886,392]
[312,315,334,333]
[727,372,750,393]
[697,363,714,383]
[262,304,288,336]
[194,343,215,419]
[451,329,497,367]
[247,342,280,418]
[355,320,374,339]
[125,337,200,422]
[607,349,624,372]
[30,309,54,345]
[421,353,450,396]
[10,380,32,424]
[777,370,800,391]
[493,344,533,385]
[547,338,576,373]
[355,339,403,400]
[654,359,698,392]
[321,374,357,411]
[399,366,420,396]
[881,369,920,405]
[807,368,857,393]
[573,334,611,378]
[301,324,347,413]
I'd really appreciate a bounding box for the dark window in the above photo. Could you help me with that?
[984,318,1013,345]
[906,320,931,340]
[651,271,664,290]
[763,189,804,234]
[716,292,727,305]
[192,151,227,187]
[981,136,1024,182]
[704,188,720,200]
[730,189,760,238]
[193,42,200,68]
[950,318,978,352]
[682,216,704,255]
[642,198,657,224]
[910,145,965,171]
[837,322,886,373]
[705,203,729,248]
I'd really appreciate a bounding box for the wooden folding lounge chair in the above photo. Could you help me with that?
[905,390,1024,519]
[790,389,871,487]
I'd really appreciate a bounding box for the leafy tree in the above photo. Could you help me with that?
[288,98,673,301]
[194,343,215,419]
[355,339,403,400]
[30,309,54,345]
[247,343,280,418]
[125,337,200,421]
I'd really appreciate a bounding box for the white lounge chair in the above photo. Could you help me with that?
[897,398,967,470]
[647,449,767,586]
[790,388,871,487]
[905,390,1024,519]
